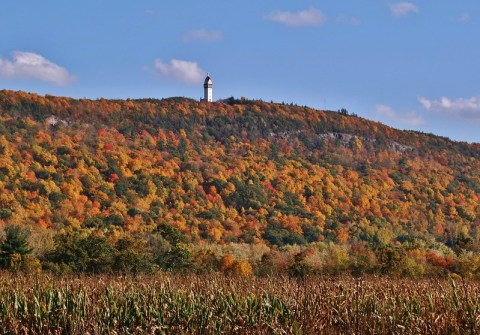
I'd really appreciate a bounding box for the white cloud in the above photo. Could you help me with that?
[375,104,423,126]
[267,7,326,27]
[145,9,157,16]
[0,51,75,86]
[458,13,471,22]
[419,96,480,121]
[389,2,419,17]
[154,59,205,84]
[336,14,361,26]
[182,29,223,42]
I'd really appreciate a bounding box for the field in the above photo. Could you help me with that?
[0,274,479,334]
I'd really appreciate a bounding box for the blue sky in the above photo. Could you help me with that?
[1,1,479,143]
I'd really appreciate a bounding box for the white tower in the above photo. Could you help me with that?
[204,74,212,102]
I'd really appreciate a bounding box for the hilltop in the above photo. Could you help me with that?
[0,90,479,275]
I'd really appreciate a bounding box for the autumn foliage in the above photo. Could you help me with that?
[0,90,478,275]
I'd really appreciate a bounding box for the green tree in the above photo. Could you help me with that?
[46,232,114,273]
[0,225,33,268]
[113,236,154,274]
[153,223,191,271]
[263,221,306,246]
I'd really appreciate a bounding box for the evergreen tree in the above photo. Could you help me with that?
[0,225,32,268]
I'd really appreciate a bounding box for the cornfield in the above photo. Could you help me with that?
[0,273,479,334]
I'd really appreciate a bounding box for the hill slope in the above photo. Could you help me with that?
[0,90,479,268]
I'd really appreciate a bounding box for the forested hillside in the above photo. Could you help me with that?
[0,90,479,276]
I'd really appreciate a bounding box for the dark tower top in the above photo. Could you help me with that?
[204,75,212,88]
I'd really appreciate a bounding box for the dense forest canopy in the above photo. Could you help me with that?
[0,90,478,276]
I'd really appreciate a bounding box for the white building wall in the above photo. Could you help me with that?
[204,86,212,102]
[204,75,213,102]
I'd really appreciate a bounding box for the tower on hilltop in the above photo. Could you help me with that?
[203,74,212,102]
